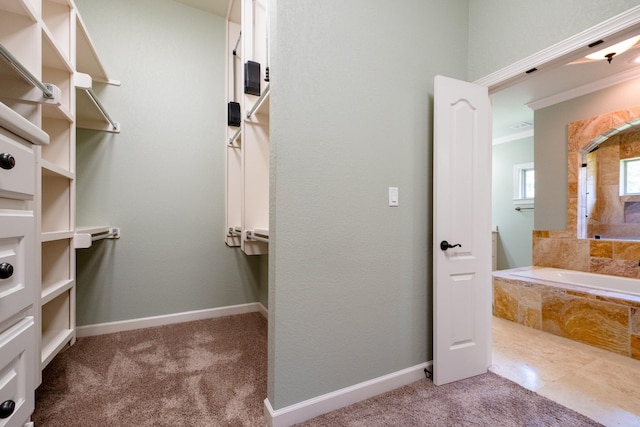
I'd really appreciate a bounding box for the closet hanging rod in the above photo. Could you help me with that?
[228,226,242,236]
[229,127,241,146]
[233,31,242,56]
[0,43,55,99]
[246,230,269,243]
[246,83,270,118]
[92,227,120,242]
[515,206,534,211]
[85,87,120,132]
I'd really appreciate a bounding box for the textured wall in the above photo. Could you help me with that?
[468,0,640,80]
[74,0,265,326]
[268,0,468,410]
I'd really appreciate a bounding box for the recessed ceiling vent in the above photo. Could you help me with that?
[588,40,604,48]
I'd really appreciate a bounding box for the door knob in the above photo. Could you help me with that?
[440,240,462,251]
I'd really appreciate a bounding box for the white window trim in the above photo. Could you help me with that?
[513,162,534,205]
[620,157,640,196]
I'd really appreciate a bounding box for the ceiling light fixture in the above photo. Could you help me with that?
[585,35,640,63]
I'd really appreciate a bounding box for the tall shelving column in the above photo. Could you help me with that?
[39,0,119,371]
[225,0,270,256]
[39,0,76,370]
[0,1,45,424]
[241,0,269,255]
[225,0,242,248]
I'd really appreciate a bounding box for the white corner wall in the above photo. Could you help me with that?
[74,0,266,325]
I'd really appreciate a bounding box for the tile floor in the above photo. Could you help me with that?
[491,316,640,427]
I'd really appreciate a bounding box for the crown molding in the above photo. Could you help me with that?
[493,129,534,145]
[527,66,640,110]
[474,6,640,92]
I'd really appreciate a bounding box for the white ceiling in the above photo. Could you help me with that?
[173,1,640,143]
[492,32,640,142]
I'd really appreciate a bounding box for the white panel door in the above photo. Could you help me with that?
[433,75,492,386]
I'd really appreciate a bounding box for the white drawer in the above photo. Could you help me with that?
[0,317,35,427]
[0,129,35,201]
[0,212,34,327]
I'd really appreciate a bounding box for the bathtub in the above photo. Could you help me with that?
[492,266,640,360]
[510,267,640,297]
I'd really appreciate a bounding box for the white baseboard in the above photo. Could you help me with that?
[263,361,432,427]
[76,302,268,337]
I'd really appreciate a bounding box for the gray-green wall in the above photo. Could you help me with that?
[72,0,640,415]
[492,138,534,269]
[467,0,640,80]
[535,78,640,231]
[268,0,469,410]
[74,0,266,326]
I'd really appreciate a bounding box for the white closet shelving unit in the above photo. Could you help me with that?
[225,0,270,255]
[0,1,118,405]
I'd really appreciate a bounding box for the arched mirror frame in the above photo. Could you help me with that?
[568,106,640,239]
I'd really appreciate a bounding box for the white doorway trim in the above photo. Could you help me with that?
[474,6,640,93]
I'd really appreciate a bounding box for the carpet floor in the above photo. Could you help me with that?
[33,312,268,427]
[33,312,602,426]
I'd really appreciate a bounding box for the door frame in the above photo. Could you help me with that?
[475,6,640,94]
[440,5,640,380]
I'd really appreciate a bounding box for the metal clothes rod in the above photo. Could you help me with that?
[515,206,534,211]
[246,83,270,118]
[228,227,242,236]
[86,87,119,132]
[233,31,242,56]
[246,230,269,243]
[91,228,120,242]
[229,127,241,146]
[0,42,55,99]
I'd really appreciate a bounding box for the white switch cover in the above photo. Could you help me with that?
[389,187,399,207]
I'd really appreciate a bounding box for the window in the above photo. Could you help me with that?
[513,162,535,204]
[621,157,640,195]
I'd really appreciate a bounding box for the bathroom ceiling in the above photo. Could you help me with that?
[492,31,640,142]
[173,1,640,144]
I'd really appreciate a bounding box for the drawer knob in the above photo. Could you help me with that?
[0,400,15,419]
[0,153,15,170]
[0,262,13,279]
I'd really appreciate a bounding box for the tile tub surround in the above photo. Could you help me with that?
[492,268,640,360]
[568,106,640,238]
[533,230,640,279]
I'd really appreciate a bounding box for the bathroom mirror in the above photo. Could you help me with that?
[570,107,640,240]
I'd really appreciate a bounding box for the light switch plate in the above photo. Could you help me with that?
[389,187,399,207]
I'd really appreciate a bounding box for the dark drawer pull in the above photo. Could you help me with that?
[0,153,15,170]
[0,400,15,419]
[0,262,13,279]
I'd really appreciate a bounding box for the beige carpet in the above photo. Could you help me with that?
[296,372,603,426]
[33,312,268,427]
[33,312,601,426]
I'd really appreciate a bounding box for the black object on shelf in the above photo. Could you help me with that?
[244,61,261,96]
[228,102,241,127]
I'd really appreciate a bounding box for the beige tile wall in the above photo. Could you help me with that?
[493,272,640,360]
